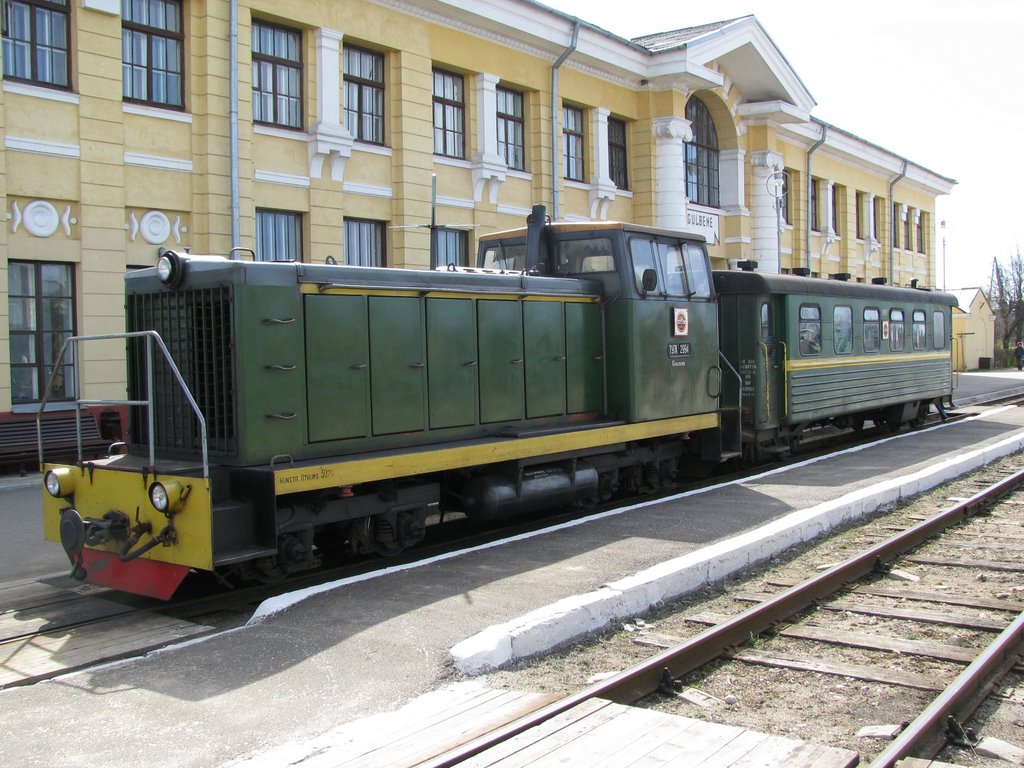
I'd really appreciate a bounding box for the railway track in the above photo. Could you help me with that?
[422,459,1024,767]
[0,406,1002,696]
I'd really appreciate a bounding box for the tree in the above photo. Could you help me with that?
[989,248,1024,363]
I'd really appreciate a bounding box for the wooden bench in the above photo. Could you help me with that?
[0,412,113,473]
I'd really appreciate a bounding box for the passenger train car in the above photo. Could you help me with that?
[40,206,956,598]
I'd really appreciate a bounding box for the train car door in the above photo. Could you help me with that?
[756,297,783,426]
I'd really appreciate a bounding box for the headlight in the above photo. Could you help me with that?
[45,468,76,498]
[149,481,185,513]
[156,250,185,287]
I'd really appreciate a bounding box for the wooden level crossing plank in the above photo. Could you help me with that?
[0,612,212,688]
[263,685,858,768]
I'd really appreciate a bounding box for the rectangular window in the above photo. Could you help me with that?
[563,105,584,182]
[432,69,464,158]
[608,117,628,190]
[3,0,70,88]
[344,45,384,145]
[873,196,882,241]
[434,228,468,268]
[255,210,302,262]
[903,208,912,251]
[810,178,820,232]
[344,218,386,267]
[833,305,853,354]
[830,183,840,235]
[892,203,901,249]
[252,20,302,129]
[122,0,184,107]
[933,310,946,349]
[917,212,926,254]
[889,308,905,351]
[496,86,524,171]
[780,171,791,225]
[855,192,865,240]
[912,309,926,350]
[9,261,75,403]
[863,307,881,353]
[799,305,821,356]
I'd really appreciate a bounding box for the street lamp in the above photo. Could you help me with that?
[940,219,947,291]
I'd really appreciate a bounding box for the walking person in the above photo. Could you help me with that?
[1015,341,1024,371]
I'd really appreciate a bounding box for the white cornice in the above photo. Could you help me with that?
[124,152,193,172]
[123,103,193,123]
[3,81,79,104]
[255,170,311,188]
[5,136,80,158]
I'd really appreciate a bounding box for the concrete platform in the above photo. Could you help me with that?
[2,397,1024,767]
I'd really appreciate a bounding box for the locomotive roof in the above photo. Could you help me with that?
[712,269,958,307]
[478,220,707,243]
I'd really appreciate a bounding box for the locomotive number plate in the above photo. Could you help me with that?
[667,342,691,358]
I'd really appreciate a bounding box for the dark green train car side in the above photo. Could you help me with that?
[714,271,956,457]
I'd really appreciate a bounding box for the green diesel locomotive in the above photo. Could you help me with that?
[41,208,954,598]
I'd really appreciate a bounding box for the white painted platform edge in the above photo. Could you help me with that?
[450,422,1024,674]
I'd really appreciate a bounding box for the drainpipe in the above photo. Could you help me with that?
[551,19,580,221]
[804,123,826,272]
[229,0,240,252]
[887,160,908,285]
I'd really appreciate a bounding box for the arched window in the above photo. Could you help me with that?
[685,97,719,208]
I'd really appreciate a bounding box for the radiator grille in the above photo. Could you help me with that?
[127,287,235,456]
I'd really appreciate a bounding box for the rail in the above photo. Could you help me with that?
[38,330,209,478]
[421,466,1024,768]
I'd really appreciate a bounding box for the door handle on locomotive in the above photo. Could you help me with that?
[464,360,478,367]
[265,363,297,371]
[350,363,367,370]
[511,358,523,365]
[261,317,296,325]
[409,362,426,368]
[266,412,298,420]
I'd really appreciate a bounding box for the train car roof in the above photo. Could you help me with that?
[478,220,707,243]
[712,269,958,307]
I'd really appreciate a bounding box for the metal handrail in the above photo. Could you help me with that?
[37,330,209,478]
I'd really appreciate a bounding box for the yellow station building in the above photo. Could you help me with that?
[0,0,955,431]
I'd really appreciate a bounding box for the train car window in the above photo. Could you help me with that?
[889,309,905,351]
[683,243,712,298]
[629,238,659,294]
[933,311,946,349]
[658,242,688,296]
[833,305,853,355]
[912,310,927,350]
[760,302,772,341]
[480,242,526,271]
[555,238,616,274]
[799,304,821,355]
[863,307,881,353]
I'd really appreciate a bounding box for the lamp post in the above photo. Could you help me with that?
[940,219,947,291]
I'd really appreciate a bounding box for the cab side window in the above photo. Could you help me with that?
[799,304,821,355]
[659,242,687,296]
[555,237,615,274]
[683,243,712,298]
[629,238,658,294]
[863,308,881,353]
[834,305,853,354]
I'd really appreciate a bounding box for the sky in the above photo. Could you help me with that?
[542,0,1023,291]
